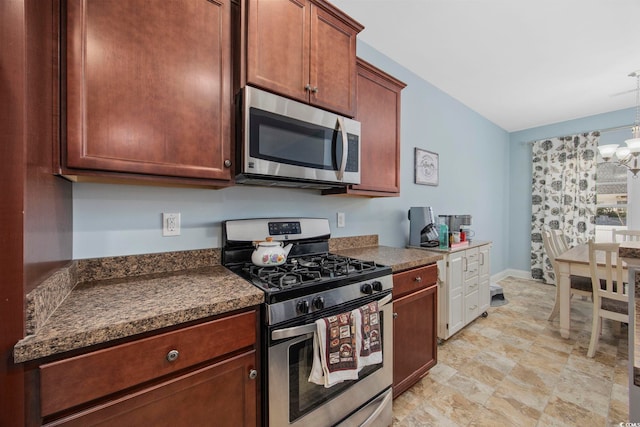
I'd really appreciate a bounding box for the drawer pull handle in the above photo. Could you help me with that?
[393,312,398,319]
[414,276,422,283]
[166,349,179,362]
[249,369,258,380]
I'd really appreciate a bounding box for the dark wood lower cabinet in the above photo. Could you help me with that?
[392,265,438,398]
[44,351,257,427]
[38,309,259,426]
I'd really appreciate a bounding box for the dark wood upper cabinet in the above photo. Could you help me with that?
[324,58,406,197]
[63,0,233,185]
[244,0,363,117]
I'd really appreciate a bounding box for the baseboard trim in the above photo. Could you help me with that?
[491,269,532,283]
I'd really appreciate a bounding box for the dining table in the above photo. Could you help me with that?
[554,243,628,339]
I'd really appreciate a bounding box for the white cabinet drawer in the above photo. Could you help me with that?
[464,289,480,323]
[464,277,479,295]
[465,248,479,264]
[463,248,479,280]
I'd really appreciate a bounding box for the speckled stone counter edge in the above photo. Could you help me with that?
[329,235,378,251]
[26,248,222,338]
[76,248,221,283]
[25,263,77,335]
[24,237,373,346]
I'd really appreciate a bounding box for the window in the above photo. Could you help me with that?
[596,161,627,226]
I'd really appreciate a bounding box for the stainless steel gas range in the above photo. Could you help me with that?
[222,218,393,427]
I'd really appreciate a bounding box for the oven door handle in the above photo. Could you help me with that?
[272,323,316,341]
[271,293,393,341]
[359,388,392,427]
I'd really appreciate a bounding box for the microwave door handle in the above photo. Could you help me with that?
[336,117,348,181]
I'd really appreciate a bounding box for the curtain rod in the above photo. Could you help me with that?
[522,124,634,145]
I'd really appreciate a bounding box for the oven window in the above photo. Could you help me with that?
[250,108,352,171]
[288,321,383,422]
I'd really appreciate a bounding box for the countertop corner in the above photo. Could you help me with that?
[334,245,443,273]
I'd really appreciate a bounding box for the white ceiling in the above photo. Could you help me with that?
[331,0,640,132]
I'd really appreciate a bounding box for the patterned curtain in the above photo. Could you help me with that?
[530,132,598,283]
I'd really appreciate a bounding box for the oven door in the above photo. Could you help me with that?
[267,293,393,427]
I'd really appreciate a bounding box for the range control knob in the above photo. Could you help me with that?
[361,283,373,295]
[296,300,310,314]
[312,296,325,310]
[372,281,383,292]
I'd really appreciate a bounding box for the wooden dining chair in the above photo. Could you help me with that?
[542,229,592,321]
[587,240,629,358]
[612,229,640,242]
[550,229,569,254]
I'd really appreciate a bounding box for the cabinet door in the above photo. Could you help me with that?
[479,244,490,277]
[478,244,491,312]
[392,284,437,398]
[350,59,404,194]
[246,0,309,103]
[45,351,258,427]
[479,275,491,313]
[447,252,465,336]
[66,0,232,180]
[308,2,358,116]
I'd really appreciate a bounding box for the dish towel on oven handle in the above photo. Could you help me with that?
[308,301,382,388]
[356,301,382,368]
[308,310,359,388]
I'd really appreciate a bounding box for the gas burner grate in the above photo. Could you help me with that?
[238,254,379,290]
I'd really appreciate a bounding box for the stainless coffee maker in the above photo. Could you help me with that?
[408,207,439,247]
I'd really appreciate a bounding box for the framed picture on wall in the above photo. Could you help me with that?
[414,148,439,186]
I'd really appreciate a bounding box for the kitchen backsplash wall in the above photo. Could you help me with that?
[72,41,511,275]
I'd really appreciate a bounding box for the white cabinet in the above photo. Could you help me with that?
[436,241,491,341]
[478,244,491,313]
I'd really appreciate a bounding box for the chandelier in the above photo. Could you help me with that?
[598,71,640,177]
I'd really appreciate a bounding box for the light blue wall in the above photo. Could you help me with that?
[508,108,635,272]
[73,41,511,275]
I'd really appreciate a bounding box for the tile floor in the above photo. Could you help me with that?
[392,276,630,427]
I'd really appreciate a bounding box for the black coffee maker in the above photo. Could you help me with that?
[408,207,439,247]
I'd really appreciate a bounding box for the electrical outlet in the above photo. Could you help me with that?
[163,213,181,236]
[337,212,346,228]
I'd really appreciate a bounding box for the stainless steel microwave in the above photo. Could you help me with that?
[236,86,361,189]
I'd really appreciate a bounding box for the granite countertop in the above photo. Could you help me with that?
[14,236,440,364]
[407,240,492,254]
[334,245,443,273]
[14,265,264,363]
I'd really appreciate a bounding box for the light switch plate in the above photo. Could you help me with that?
[337,212,346,228]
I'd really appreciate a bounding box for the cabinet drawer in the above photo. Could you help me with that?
[464,290,480,322]
[465,248,479,264]
[40,310,256,417]
[393,264,437,299]
[463,248,479,280]
[464,260,479,280]
[464,277,479,295]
